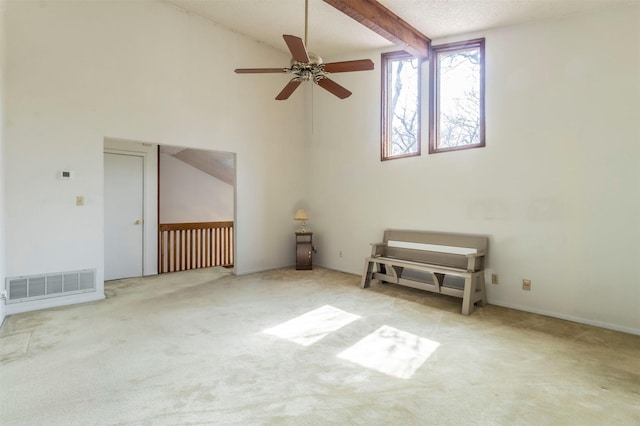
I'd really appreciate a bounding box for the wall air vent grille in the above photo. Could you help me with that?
[5,269,96,304]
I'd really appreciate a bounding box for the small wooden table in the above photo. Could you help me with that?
[295,232,313,270]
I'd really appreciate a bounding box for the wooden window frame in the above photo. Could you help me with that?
[381,50,422,161]
[429,38,485,154]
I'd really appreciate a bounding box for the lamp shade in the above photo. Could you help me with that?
[293,209,309,221]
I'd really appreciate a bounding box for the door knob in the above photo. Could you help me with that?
[135,220,142,225]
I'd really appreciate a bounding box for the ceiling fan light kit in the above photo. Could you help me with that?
[234,0,374,100]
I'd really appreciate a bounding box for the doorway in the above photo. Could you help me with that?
[157,146,236,273]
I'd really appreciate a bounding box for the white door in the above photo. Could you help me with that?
[104,152,144,280]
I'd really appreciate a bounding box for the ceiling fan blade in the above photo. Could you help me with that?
[276,79,302,100]
[235,68,287,74]
[316,78,352,99]
[323,59,375,73]
[283,35,309,63]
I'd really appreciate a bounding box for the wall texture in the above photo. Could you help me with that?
[159,153,234,223]
[3,0,308,315]
[309,5,640,334]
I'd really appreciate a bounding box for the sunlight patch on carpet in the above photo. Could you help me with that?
[263,305,360,346]
[337,325,439,379]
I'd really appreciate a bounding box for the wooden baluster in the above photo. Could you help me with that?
[200,228,203,268]
[223,226,226,265]
[224,228,231,266]
[206,227,210,267]
[187,230,191,270]
[197,228,201,269]
[223,226,228,265]
[217,228,221,265]
[174,230,178,272]
[163,231,166,273]
[181,229,185,271]
[159,231,162,273]
[213,228,218,266]
[204,227,208,268]
[189,229,192,270]
[172,230,176,272]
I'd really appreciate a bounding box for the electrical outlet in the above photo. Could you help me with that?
[76,195,85,206]
[522,279,531,291]
[491,274,499,284]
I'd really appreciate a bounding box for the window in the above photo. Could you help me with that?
[381,51,421,160]
[429,38,485,153]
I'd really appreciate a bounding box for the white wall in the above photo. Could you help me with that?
[160,153,234,223]
[4,0,308,314]
[309,5,640,334]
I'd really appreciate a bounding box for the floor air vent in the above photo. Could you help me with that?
[5,269,96,304]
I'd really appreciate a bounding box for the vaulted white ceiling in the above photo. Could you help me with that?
[164,0,633,58]
[160,146,235,185]
[158,0,632,181]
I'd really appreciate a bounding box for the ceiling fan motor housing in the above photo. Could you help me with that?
[289,53,326,82]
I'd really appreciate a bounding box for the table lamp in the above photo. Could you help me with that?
[294,209,309,232]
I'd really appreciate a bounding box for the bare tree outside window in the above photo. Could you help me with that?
[430,39,485,153]
[381,40,484,160]
[381,51,421,160]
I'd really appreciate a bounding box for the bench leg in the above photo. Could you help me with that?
[361,259,375,288]
[477,273,487,307]
[461,276,477,316]
[462,273,487,315]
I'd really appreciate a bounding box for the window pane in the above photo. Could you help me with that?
[430,38,485,154]
[381,51,420,160]
[438,48,480,148]
[389,57,419,156]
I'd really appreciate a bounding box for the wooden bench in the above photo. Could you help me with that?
[361,230,489,315]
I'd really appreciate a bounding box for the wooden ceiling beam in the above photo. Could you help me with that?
[323,0,431,59]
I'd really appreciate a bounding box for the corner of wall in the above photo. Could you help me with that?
[0,0,7,327]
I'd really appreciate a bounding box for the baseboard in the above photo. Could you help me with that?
[488,300,640,336]
[235,264,296,276]
[315,263,360,276]
[5,292,105,316]
[318,263,640,336]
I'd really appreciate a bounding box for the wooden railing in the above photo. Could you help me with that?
[158,221,234,273]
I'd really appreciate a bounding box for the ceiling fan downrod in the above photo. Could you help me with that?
[304,0,309,47]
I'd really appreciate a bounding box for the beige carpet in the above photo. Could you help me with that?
[1,267,638,425]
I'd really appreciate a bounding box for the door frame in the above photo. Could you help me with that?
[104,138,158,276]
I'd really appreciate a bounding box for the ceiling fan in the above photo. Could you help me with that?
[234,0,374,100]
